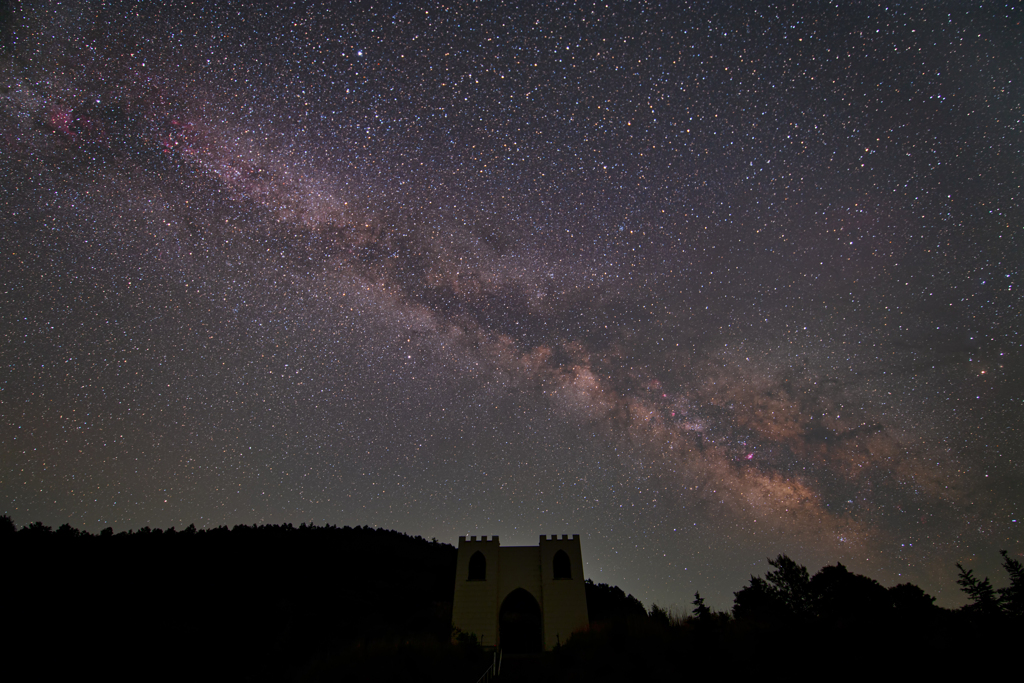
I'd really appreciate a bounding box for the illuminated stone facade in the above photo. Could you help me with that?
[451,534,589,651]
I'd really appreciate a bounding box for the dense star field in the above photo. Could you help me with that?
[0,1,1020,610]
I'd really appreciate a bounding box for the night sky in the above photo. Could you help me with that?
[1,1,1020,611]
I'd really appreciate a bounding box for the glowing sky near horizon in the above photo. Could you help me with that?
[1,1,1020,611]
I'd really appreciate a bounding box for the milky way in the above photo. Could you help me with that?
[1,1,1020,609]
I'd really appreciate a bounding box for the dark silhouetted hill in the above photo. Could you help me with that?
[0,517,487,682]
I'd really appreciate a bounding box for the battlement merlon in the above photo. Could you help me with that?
[538,534,580,542]
[457,535,500,544]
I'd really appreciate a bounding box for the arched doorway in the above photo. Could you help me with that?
[499,588,542,653]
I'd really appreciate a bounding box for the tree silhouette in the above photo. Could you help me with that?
[692,592,711,622]
[997,550,1024,618]
[956,562,999,616]
[648,604,672,628]
[811,562,889,627]
[733,554,810,622]
[733,575,785,622]
[889,582,938,619]
[767,554,812,616]
[585,579,647,623]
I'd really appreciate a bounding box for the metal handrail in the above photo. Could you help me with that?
[474,649,502,683]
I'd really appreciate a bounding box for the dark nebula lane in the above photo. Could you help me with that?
[1,1,1020,610]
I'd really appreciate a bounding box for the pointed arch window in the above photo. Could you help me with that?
[553,549,571,579]
[468,550,486,581]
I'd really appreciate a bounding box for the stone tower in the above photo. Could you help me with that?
[451,534,589,651]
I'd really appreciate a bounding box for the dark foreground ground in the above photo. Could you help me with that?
[4,519,1020,681]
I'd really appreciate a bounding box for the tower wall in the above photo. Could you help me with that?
[451,536,500,647]
[539,534,589,649]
